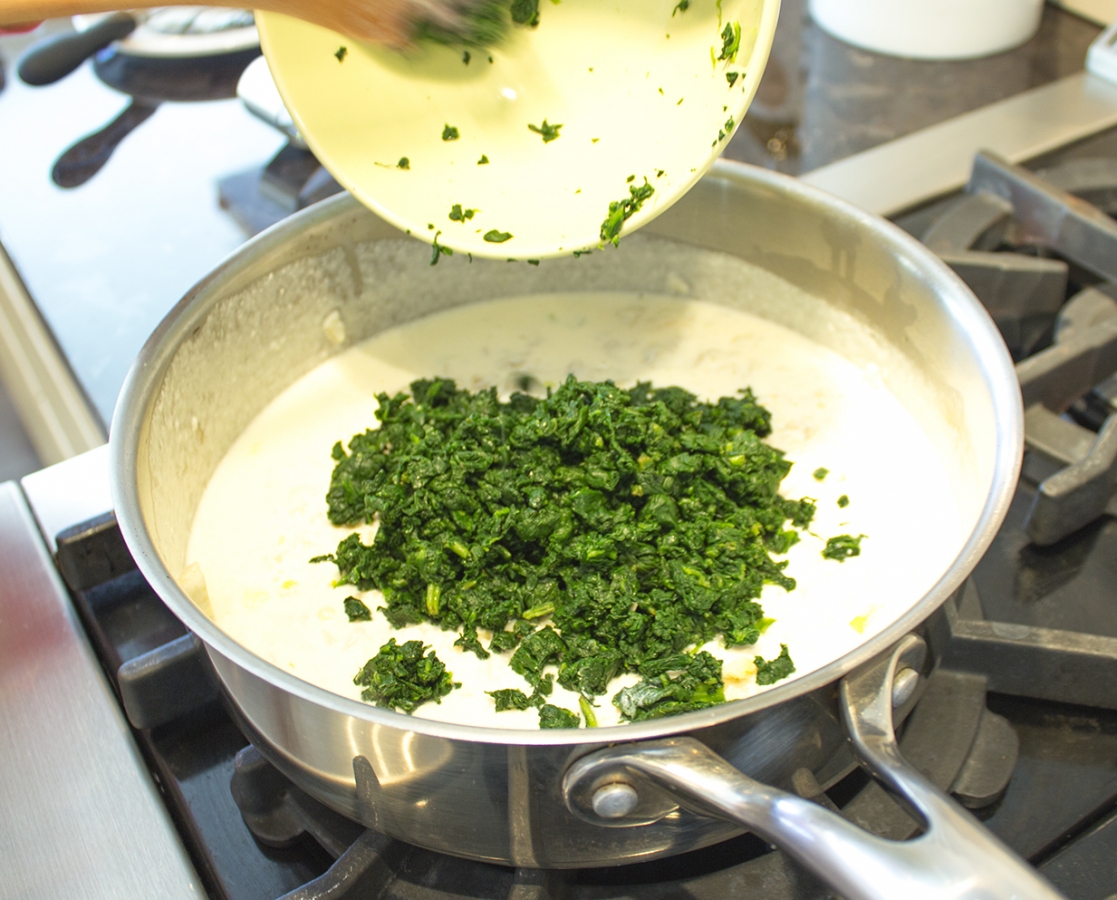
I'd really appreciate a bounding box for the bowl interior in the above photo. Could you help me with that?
[256,0,779,260]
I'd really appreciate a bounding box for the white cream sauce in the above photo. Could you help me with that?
[186,293,964,730]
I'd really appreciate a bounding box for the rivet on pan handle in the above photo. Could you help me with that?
[563,635,1065,900]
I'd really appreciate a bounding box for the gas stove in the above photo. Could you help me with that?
[5,148,1117,899]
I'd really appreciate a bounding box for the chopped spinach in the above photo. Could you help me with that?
[837,494,849,508]
[411,0,548,50]
[510,0,540,27]
[600,179,655,246]
[613,651,725,721]
[539,703,579,728]
[317,377,818,721]
[449,204,477,222]
[718,22,742,63]
[754,644,795,686]
[430,231,453,266]
[483,229,513,243]
[413,0,508,48]
[462,50,472,65]
[726,71,739,87]
[579,695,599,727]
[335,46,347,63]
[813,467,829,481]
[673,0,689,14]
[488,687,532,711]
[353,639,459,712]
[478,154,490,165]
[344,596,372,621]
[442,124,460,141]
[528,120,563,143]
[822,534,865,561]
[397,157,410,170]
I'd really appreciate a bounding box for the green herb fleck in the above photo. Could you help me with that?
[462,50,471,65]
[813,467,829,481]
[528,120,563,143]
[754,644,795,686]
[430,231,453,266]
[315,377,816,722]
[343,596,371,622]
[672,0,689,14]
[573,249,592,257]
[397,157,410,170]
[539,703,580,729]
[442,124,460,141]
[726,71,739,87]
[718,22,742,63]
[483,229,513,243]
[837,494,849,508]
[449,204,477,222]
[353,639,458,713]
[823,534,865,561]
[478,154,490,165]
[725,116,735,132]
[600,178,655,246]
[527,259,540,266]
[335,46,347,63]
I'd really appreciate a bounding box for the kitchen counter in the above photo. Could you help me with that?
[0,3,1103,429]
[724,0,1101,173]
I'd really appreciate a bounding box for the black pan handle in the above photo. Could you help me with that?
[52,99,159,189]
[18,12,137,86]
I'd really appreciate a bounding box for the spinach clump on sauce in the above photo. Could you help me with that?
[316,376,819,725]
[353,638,459,712]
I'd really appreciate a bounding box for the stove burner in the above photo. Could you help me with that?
[50,46,259,189]
[922,151,1117,546]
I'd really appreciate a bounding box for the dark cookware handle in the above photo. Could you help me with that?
[52,99,159,189]
[18,12,137,86]
[563,635,1065,900]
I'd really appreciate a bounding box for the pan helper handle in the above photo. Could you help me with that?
[563,635,1065,900]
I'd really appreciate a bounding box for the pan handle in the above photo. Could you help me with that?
[563,635,1064,900]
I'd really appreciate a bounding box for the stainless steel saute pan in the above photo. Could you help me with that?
[111,161,1054,897]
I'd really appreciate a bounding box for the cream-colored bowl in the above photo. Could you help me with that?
[257,0,779,260]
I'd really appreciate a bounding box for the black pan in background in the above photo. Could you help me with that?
[52,46,260,189]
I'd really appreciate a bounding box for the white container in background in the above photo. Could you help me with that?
[808,0,1045,60]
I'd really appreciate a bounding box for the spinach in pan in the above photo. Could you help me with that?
[318,377,821,722]
[353,638,459,712]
